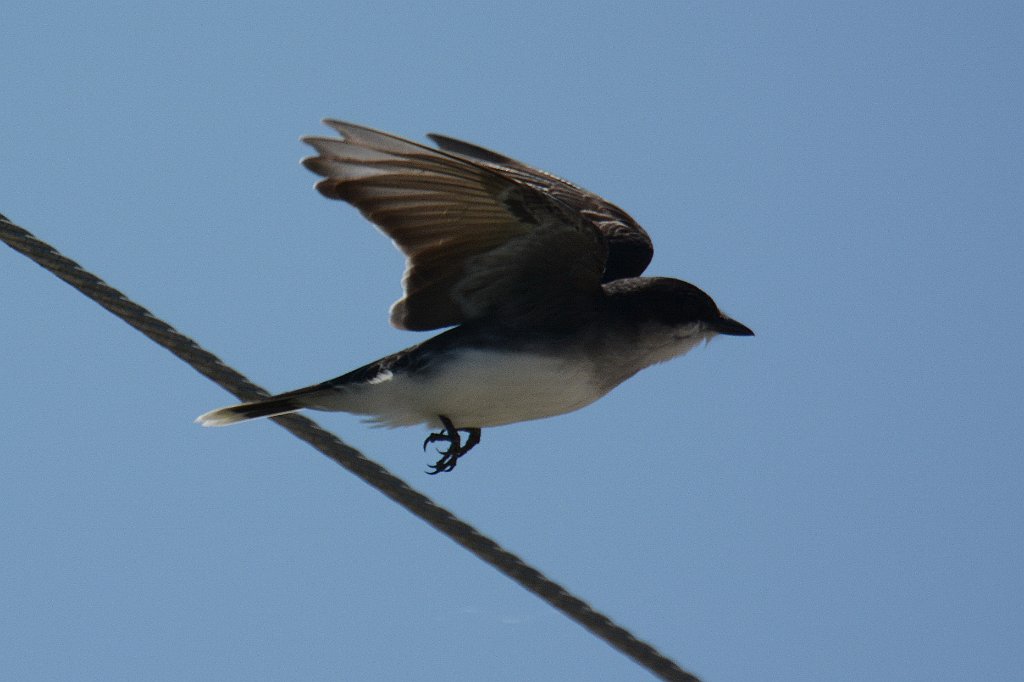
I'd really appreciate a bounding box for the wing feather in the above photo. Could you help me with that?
[301,121,611,330]
[428,133,654,281]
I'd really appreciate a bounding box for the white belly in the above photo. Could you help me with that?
[313,349,607,429]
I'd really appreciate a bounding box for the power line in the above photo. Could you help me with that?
[2,212,702,682]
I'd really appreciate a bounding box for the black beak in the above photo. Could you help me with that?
[712,315,755,336]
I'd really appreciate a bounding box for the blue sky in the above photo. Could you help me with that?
[2,2,1021,680]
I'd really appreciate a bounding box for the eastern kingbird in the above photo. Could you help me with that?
[198,121,753,472]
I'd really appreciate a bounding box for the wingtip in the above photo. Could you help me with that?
[299,120,350,148]
[321,119,363,139]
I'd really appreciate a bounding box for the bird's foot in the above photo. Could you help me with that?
[423,415,481,474]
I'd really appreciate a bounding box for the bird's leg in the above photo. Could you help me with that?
[460,427,481,454]
[423,415,482,474]
[423,415,460,456]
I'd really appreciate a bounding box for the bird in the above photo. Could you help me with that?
[197,120,754,473]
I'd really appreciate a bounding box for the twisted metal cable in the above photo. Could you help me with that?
[2,212,701,682]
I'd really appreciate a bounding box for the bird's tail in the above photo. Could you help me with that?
[196,395,306,427]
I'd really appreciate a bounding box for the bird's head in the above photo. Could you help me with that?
[606,277,754,338]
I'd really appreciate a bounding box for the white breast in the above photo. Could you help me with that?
[311,349,607,429]
[303,322,715,430]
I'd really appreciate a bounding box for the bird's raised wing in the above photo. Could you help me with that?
[302,120,610,331]
[427,133,653,282]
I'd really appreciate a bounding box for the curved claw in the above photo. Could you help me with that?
[423,423,456,454]
[422,416,481,474]
[426,457,456,475]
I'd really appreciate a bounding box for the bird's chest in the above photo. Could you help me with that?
[410,348,605,428]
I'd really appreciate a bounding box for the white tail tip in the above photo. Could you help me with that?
[195,407,249,427]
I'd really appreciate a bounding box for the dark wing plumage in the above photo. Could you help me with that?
[427,133,653,282]
[301,121,643,331]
